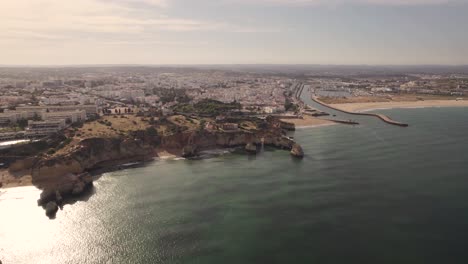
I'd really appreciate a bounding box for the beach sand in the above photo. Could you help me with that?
[155,149,184,160]
[331,100,468,112]
[0,169,32,189]
[282,115,335,128]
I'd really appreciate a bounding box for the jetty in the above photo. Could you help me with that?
[324,119,360,125]
[311,96,409,127]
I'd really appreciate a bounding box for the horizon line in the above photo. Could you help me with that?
[1,63,468,68]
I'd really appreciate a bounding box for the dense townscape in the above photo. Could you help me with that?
[1,66,467,143]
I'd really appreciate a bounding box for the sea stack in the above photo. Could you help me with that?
[290,143,304,158]
[45,201,59,217]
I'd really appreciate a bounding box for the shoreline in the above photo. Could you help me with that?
[330,100,468,113]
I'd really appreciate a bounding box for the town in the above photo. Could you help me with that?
[1,66,467,146]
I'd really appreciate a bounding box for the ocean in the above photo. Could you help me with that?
[1,106,468,264]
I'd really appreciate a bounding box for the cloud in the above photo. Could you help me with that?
[0,0,222,38]
[0,0,281,44]
[127,0,168,6]
[114,0,169,7]
[229,0,459,6]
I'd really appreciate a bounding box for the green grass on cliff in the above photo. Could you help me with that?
[173,99,241,116]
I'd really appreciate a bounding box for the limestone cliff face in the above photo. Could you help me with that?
[31,127,301,204]
[161,129,295,157]
[279,120,296,131]
[32,137,154,192]
[290,143,305,158]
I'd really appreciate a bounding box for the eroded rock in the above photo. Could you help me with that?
[45,201,58,216]
[245,143,258,154]
[290,143,304,158]
[72,181,86,195]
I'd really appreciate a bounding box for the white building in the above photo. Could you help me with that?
[15,105,98,116]
[0,132,19,141]
[41,110,86,123]
[25,120,66,137]
[42,97,71,105]
[0,112,26,124]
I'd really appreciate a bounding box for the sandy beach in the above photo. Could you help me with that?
[155,149,187,160]
[0,169,32,189]
[282,115,335,128]
[330,100,468,112]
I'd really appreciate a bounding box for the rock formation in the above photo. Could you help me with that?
[33,137,153,205]
[245,143,258,154]
[25,124,304,212]
[55,190,63,204]
[279,120,296,131]
[45,201,58,216]
[290,143,304,158]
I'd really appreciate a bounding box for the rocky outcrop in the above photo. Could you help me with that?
[182,144,197,158]
[279,120,296,131]
[290,143,304,158]
[32,137,154,205]
[161,129,295,154]
[45,201,58,217]
[37,172,93,205]
[30,125,305,214]
[55,190,63,204]
[245,143,258,154]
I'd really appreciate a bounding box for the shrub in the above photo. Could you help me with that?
[46,148,56,155]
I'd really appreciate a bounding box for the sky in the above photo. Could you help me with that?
[1,0,468,65]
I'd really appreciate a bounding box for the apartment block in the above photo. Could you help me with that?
[25,120,66,137]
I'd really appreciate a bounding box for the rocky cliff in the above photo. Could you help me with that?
[30,126,302,206]
[161,129,296,157]
[32,137,154,204]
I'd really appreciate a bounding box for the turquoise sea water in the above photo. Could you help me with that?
[1,106,468,264]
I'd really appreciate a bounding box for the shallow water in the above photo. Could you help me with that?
[1,107,468,264]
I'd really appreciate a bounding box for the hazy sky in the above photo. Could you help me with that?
[1,0,468,65]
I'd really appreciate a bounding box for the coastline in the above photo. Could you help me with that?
[330,100,468,113]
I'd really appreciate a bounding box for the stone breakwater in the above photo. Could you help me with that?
[312,96,409,127]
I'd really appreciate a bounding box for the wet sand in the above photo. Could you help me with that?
[331,100,468,112]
